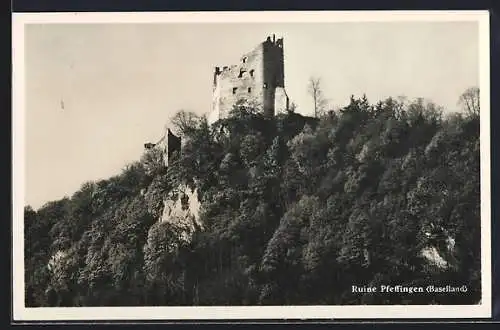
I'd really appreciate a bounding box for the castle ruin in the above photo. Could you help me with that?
[144,127,181,167]
[208,34,289,124]
[145,34,289,165]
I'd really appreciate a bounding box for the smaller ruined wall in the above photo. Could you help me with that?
[156,128,181,166]
[166,129,181,166]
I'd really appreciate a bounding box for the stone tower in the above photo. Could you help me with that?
[208,34,289,124]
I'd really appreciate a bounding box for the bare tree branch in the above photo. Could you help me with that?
[458,87,480,118]
[170,110,200,136]
[308,76,329,117]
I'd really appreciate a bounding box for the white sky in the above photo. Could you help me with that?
[24,21,479,209]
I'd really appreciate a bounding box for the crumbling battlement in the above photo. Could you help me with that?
[209,35,289,124]
[144,127,181,167]
[145,34,290,167]
[143,35,291,227]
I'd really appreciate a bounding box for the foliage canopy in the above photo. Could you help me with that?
[25,94,481,306]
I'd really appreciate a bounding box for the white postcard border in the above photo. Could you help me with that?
[12,10,492,321]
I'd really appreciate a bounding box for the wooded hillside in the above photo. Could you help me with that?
[25,95,481,306]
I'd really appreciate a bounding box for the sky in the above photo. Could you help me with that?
[23,21,479,209]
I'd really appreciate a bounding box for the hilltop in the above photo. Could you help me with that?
[25,95,480,306]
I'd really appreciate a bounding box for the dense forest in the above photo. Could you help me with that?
[25,93,481,307]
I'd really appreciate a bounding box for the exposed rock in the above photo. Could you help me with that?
[47,250,67,272]
[446,236,456,251]
[421,246,448,269]
[160,184,201,229]
[421,236,457,270]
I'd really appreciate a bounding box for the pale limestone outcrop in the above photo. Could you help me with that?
[160,184,202,229]
[421,246,448,269]
[47,250,67,272]
[420,236,457,269]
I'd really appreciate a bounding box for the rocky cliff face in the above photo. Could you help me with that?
[420,236,457,270]
[160,184,201,229]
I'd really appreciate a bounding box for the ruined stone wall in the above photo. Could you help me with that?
[274,87,289,115]
[208,35,288,124]
[154,128,181,167]
[262,37,285,116]
[166,129,181,165]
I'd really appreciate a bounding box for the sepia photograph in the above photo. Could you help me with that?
[12,11,491,320]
